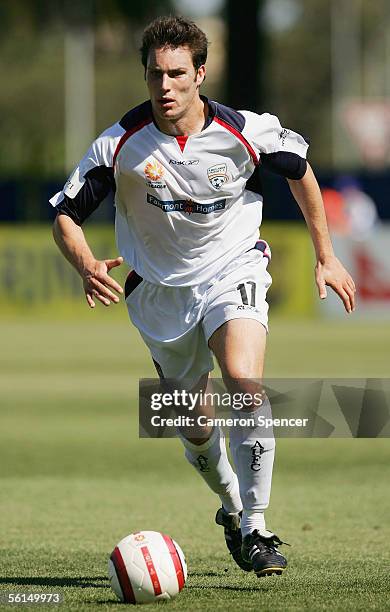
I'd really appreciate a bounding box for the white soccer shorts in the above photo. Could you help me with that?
[125,242,272,388]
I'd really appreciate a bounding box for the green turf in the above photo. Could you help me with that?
[0,318,389,610]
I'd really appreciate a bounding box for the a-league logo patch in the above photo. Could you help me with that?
[250,441,265,471]
[207,163,229,190]
[144,159,166,188]
[144,159,164,181]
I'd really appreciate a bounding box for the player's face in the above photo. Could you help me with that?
[146,45,205,122]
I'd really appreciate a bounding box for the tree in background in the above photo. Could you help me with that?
[1,0,389,182]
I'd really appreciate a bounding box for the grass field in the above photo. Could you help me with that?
[0,317,389,611]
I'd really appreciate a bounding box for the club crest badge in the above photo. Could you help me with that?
[250,440,265,471]
[207,163,229,190]
[196,455,210,472]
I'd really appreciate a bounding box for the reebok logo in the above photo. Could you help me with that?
[169,159,199,165]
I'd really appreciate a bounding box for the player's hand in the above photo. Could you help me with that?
[315,256,356,313]
[82,257,124,308]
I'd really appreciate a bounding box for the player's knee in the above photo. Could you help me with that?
[182,432,213,446]
[222,372,263,398]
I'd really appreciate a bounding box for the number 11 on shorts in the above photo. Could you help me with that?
[237,282,256,307]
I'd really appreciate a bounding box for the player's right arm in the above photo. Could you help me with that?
[50,122,125,308]
[53,214,123,308]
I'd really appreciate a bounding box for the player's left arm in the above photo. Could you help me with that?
[287,163,356,313]
[240,111,355,312]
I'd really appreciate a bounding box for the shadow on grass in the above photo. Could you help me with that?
[0,573,272,599]
[187,570,276,592]
[189,571,225,577]
[0,576,107,589]
[187,584,267,592]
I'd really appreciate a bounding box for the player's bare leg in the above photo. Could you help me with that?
[209,319,269,532]
[209,318,288,576]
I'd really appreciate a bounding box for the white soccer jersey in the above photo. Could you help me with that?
[50,97,309,286]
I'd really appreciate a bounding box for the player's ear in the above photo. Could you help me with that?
[195,65,206,87]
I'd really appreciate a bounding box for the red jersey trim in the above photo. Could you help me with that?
[113,118,153,167]
[176,135,188,152]
[213,116,259,166]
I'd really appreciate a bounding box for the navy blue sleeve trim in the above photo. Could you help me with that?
[208,99,245,132]
[260,152,307,180]
[56,166,115,225]
[124,270,143,299]
[245,168,263,196]
[119,100,153,131]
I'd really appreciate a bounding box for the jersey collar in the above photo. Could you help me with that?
[202,95,216,130]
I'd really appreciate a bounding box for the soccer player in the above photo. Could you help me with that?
[51,16,355,577]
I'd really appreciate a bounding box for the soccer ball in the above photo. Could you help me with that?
[108,531,187,604]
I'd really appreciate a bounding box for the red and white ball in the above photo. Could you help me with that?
[108,531,187,604]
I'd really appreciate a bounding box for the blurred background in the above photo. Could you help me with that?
[1,4,389,608]
[1,0,390,319]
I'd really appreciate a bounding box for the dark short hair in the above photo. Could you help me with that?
[140,16,209,72]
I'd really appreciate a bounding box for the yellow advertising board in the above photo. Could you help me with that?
[0,223,316,318]
[261,222,316,317]
[0,224,127,319]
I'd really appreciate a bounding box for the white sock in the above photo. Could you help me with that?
[180,426,243,514]
[229,397,275,537]
[241,511,266,537]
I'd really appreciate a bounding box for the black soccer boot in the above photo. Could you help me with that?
[241,529,289,577]
[215,507,252,572]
